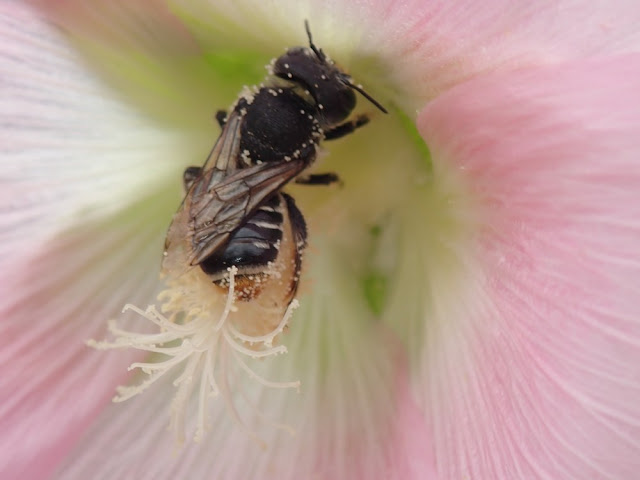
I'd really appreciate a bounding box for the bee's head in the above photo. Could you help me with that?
[273,21,387,126]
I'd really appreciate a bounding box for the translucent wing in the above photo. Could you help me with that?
[163,111,308,274]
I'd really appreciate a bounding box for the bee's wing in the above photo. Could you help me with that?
[163,111,308,274]
[200,110,245,174]
[187,158,308,265]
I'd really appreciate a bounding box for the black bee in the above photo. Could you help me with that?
[163,21,386,303]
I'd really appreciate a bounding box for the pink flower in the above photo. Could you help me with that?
[2,1,640,478]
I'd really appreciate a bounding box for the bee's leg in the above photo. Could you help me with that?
[323,114,369,140]
[295,172,341,186]
[215,110,227,128]
[282,193,308,298]
[183,166,202,191]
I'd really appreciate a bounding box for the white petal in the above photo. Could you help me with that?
[0,3,195,265]
[0,3,199,477]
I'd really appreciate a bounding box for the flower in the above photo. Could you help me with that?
[2,1,640,479]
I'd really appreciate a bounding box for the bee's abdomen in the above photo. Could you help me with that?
[200,195,284,278]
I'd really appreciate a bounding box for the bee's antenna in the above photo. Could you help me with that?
[305,20,386,114]
[345,81,388,114]
[304,20,326,62]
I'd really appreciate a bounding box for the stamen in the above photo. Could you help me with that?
[88,263,301,445]
[218,342,268,450]
[194,349,215,443]
[203,347,220,397]
[222,329,288,358]
[170,354,203,443]
[232,348,301,392]
[128,351,192,374]
[227,299,299,346]
[214,266,238,330]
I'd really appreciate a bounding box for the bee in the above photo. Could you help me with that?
[163,21,387,305]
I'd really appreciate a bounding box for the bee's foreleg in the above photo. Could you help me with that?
[215,110,228,128]
[295,172,341,186]
[323,114,369,140]
[183,166,202,192]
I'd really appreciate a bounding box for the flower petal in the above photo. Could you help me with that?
[0,3,196,477]
[53,242,433,479]
[415,54,640,478]
[33,0,269,126]
[370,0,640,104]
[0,209,167,479]
[0,3,195,263]
[171,0,640,107]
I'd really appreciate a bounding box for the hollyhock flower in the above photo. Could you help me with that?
[2,0,640,479]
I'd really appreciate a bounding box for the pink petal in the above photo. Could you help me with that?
[0,219,164,479]
[417,54,640,478]
[363,0,640,104]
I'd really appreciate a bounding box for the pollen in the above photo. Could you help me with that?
[238,86,255,104]
[88,266,300,447]
[266,58,276,75]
